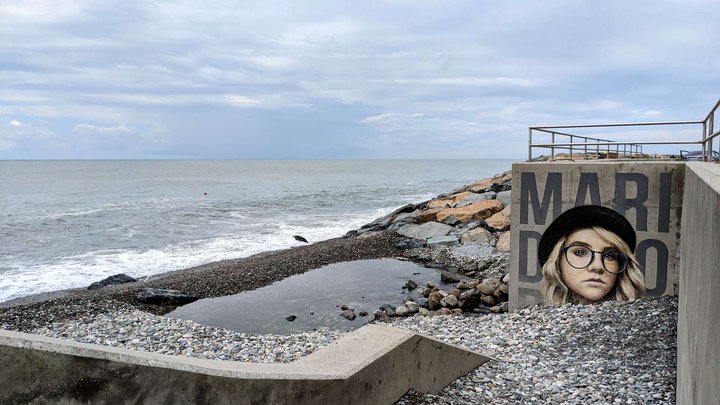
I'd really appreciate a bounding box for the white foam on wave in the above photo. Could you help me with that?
[0,205,400,303]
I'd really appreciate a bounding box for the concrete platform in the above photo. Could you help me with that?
[0,324,491,404]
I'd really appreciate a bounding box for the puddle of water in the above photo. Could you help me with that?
[166,259,452,335]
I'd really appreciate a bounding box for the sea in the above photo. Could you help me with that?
[0,159,515,303]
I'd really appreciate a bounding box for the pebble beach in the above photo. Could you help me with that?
[1,292,677,404]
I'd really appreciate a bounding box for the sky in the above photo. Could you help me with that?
[0,1,718,159]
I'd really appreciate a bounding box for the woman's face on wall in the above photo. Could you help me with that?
[560,228,618,301]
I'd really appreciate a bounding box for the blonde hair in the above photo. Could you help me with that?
[542,226,646,305]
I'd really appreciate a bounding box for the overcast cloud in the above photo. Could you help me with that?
[1,1,718,159]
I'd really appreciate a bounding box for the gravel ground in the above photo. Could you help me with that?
[392,296,677,404]
[1,295,677,404]
[15,303,344,364]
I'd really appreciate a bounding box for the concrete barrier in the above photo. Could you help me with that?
[509,161,685,309]
[0,324,490,404]
[677,162,720,405]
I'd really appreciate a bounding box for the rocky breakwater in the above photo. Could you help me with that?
[349,171,514,319]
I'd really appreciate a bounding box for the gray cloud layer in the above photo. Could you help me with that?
[1,1,718,159]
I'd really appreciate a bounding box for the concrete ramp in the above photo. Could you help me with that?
[0,324,490,404]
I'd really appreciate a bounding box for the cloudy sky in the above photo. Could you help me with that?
[1,1,718,159]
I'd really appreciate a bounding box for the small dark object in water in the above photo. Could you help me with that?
[293,235,309,243]
[286,315,297,321]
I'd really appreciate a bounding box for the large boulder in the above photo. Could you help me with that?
[454,191,497,208]
[496,231,511,252]
[136,288,199,306]
[436,200,503,223]
[426,198,454,210]
[466,172,512,193]
[427,235,460,248]
[416,208,442,222]
[486,205,511,231]
[496,190,512,207]
[88,273,137,290]
[396,222,453,240]
[460,227,492,244]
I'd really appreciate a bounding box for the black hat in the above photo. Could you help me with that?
[538,205,636,267]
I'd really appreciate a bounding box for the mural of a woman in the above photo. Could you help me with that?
[539,205,646,305]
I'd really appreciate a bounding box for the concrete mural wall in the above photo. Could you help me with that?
[509,161,685,309]
[676,162,720,405]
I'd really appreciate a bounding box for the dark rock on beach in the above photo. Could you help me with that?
[136,288,199,306]
[87,273,137,290]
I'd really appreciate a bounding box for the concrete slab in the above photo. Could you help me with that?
[0,324,491,404]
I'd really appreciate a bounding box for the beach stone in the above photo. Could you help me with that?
[417,298,429,308]
[396,306,410,317]
[436,200,504,223]
[405,279,418,290]
[396,222,453,240]
[461,227,492,244]
[371,310,390,323]
[88,273,137,290]
[496,231,511,251]
[501,302,508,312]
[477,261,489,271]
[285,315,297,322]
[442,295,459,307]
[502,273,510,283]
[467,279,480,288]
[490,305,503,313]
[477,278,500,296]
[481,295,497,305]
[418,308,429,316]
[437,308,452,316]
[136,288,199,306]
[380,304,396,317]
[449,289,462,298]
[486,205,511,231]
[359,311,368,317]
[341,309,356,321]
[406,301,420,313]
[428,292,442,310]
[440,271,460,283]
[457,281,469,289]
[427,235,459,248]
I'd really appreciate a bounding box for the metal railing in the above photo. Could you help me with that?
[528,98,720,162]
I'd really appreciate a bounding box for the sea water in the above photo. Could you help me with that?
[0,159,514,302]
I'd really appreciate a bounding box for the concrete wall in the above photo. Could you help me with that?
[676,162,720,405]
[0,324,489,404]
[509,161,685,309]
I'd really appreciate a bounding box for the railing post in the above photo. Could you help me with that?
[569,135,574,160]
[551,132,556,161]
[584,139,588,159]
[528,128,533,161]
[709,112,715,162]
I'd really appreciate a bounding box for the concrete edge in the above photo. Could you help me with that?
[685,162,720,190]
[1,323,491,403]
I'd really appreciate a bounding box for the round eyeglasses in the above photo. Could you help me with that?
[561,245,629,274]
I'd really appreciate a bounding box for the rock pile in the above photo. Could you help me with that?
[369,273,510,322]
[353,171,514,317]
